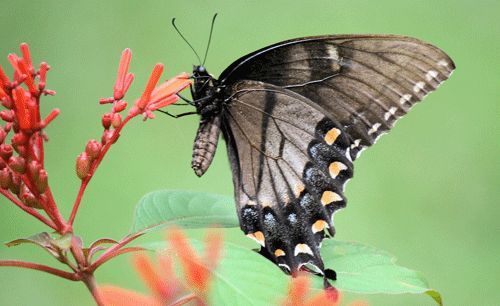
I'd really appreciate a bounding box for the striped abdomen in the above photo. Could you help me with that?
[191,115,221,177]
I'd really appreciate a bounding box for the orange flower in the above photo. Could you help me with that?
[282,273,369,306]
[282,274,338,306]
[100,229,223,306]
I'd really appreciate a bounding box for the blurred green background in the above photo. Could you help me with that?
[0,1,498,305]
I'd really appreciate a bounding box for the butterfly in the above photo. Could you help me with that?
[184,26,455,286]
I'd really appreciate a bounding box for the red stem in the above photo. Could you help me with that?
[89,247,144,273]
[68,115,133,226]
[81,272,105,306]
[0,260,79,281]
[0,188,57,230]
[88,231,144,272]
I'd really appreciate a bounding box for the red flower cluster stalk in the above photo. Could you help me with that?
[0,43,191,306]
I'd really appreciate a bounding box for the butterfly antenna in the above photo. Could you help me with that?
[172,17,202,65]
[202,13,218,66]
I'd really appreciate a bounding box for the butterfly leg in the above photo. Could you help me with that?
[176,93,195,105]
[156,110,197,118]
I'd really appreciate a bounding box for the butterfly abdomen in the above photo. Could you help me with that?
[191,115,221,177]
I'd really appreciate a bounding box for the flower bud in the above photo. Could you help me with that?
[102,113,112,129]
[85,139,102,160]
[111,113,122,128]
[8,156,26,173]
[11,132,29,146]
[0,144,13,160]
[35,169,48,193]
[101,129,114,145]
[27,160,41,179]
[0,168,11,189]
[76,152,91,180]
[0,158,5,170]
[21,190,42,209]
[4,123,12,133]
[9,173,21,194]
[12,144,27,157]
[1,98,13,109]
[112,100,127,113]
[0,110,14,122]
[0,129,6,144]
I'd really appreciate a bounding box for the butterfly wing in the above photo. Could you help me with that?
[220,80,353,274]
[220,35,455,159]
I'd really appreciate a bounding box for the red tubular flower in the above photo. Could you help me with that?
[167,228,222,295]
[100,286,162,306]
[133,253,179,303]
[0,86,7,101]
[38,62,49,91]
[149,72,190,104]
[40,108,60,128]
[12,87,32,130]
[282,274,341,306]
[0,64,10,88]
[134,63,164,112]
[7,54,22,79]
[17,58,37,95]
[98,229,223,306]
[19,43,34,74]
[113,48,132,100]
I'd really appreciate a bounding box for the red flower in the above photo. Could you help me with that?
[99,229,223,306]
[0,43,65,231]
[281,273,367,306]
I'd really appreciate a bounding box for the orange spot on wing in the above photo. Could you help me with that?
[324,128,341,145]
[321,191,342,205]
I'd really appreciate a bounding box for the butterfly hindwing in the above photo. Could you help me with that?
[220,80,353,273]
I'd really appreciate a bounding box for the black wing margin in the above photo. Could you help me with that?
[220,35,455,159]
[220,80,353,278]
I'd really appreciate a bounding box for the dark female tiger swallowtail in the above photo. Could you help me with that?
[189,34,454,283]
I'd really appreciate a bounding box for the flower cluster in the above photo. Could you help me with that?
[0,43,192,306]
[70,48,191,225]
[100,229,223,306]
[0,43,66,231]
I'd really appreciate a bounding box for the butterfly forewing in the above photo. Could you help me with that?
[220,35,455,159]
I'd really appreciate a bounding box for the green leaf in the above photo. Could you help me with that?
[145,240,288,306]
[130,190,239,234]
[314,240,442,305]
[5,232,62,258]
[148,239,441,305]
[6,232,53,249]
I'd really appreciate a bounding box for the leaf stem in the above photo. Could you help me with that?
[0,260,79,281]
[88,231,144,272]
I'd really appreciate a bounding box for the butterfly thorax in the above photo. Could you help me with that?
[192,65,224,118]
